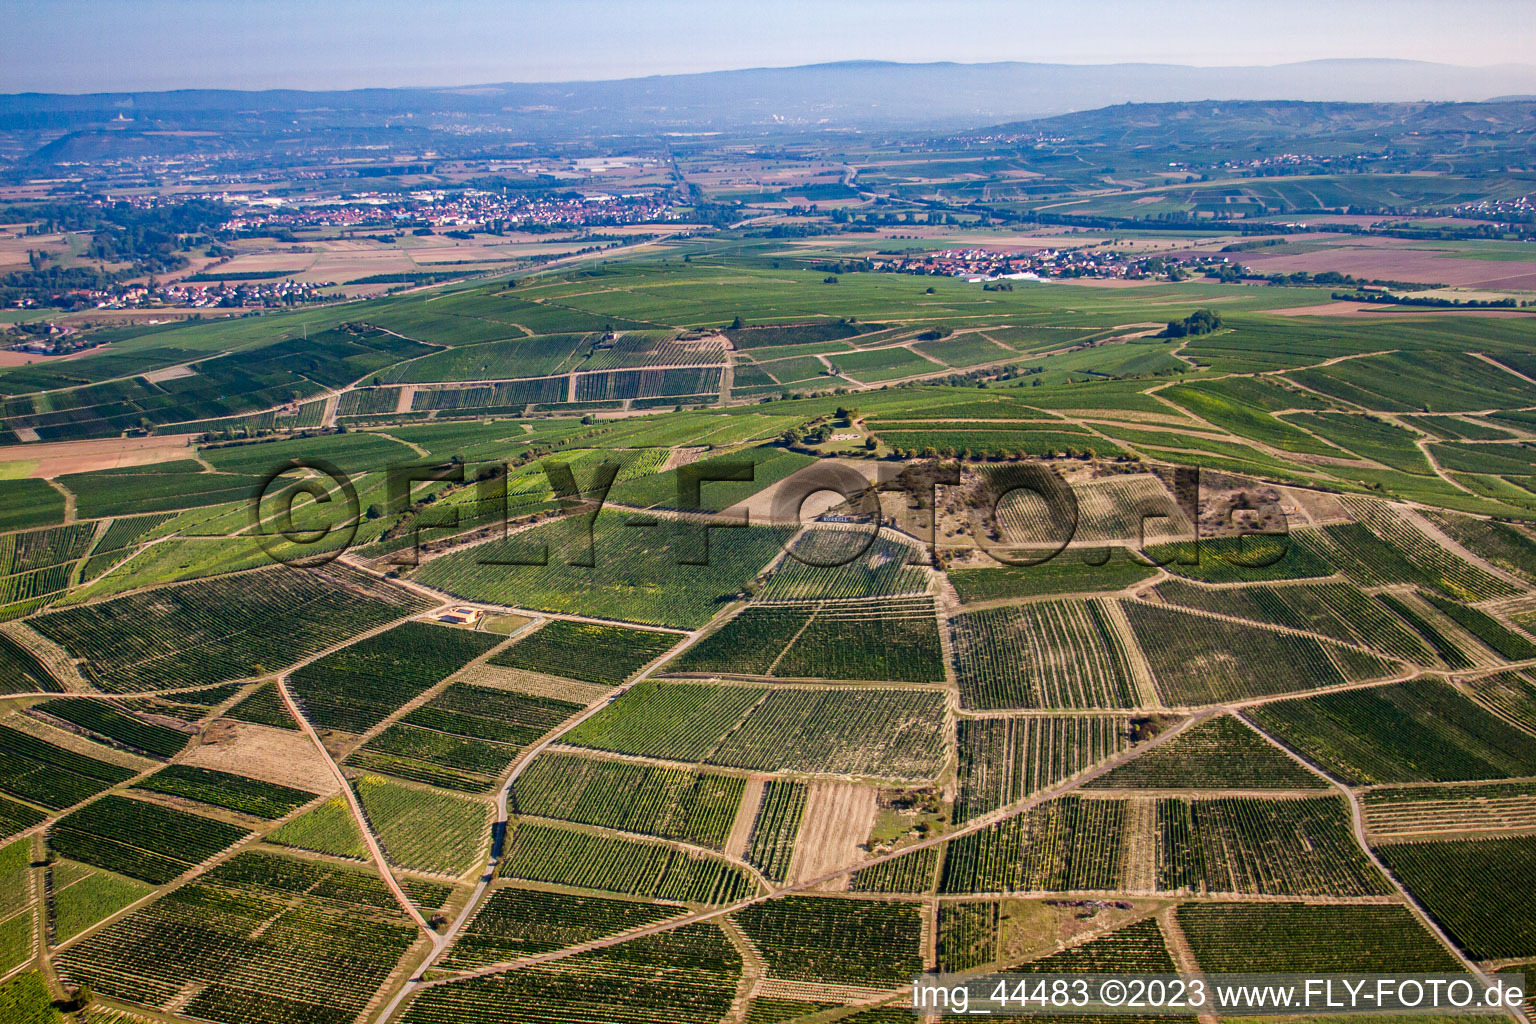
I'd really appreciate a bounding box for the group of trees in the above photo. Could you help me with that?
[1163,308,1224,338]
[3,197,232,306]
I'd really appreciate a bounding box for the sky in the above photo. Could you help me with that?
[3,0,1534,93]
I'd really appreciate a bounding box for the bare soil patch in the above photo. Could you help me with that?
[998,897,1161,966]
[0,433,199,477]
[0,344,115,367]
[1242,239,1536,290]
[790,780,879,891]
[142,364,196,384]
[188,720,340,794]
[453,662,609,705]
[726,775,768,860]
[721,461,883,527]
[1284,487,1352,526]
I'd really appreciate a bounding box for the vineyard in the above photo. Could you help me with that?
[405,681,582,744]
[512,752,745,849]
[12,197,1536,1024]
[1363,783,1536,840]
[1150,578,1435,664]
[606,444,813,511]
[1460,669,1536,731]
[742,779,807,883]
[1375,834,1536,959]
[1244,677,1536,784]
[936,900,1000,972]
[565,681,947,779]
[355,775,491,876]
[955,716,1133,822]
[0,523,90,607]
[743,997,839,1024]
[757,530,932,602]
[288,620,500,734]
[48,795,252,884]
[488,619,682,685]
[336,386,402,415]
[437,886,684,970]
[1177,902,1462,972]
[950,600,1138,709]
[351,724,519,792]
[1156,797,1390,896]
[351,683,583,791]
[221,683,297,729]
[1308,517,1520,605]
[705,687,946,779]
[0,564,72,606]
[0,633,61,694]
[669,604,813,675]
[848,845,938,893]
[1122,600,1385,705]
[29,699,190,759]
[994,472,1191,545]
[49,857,154,944]
[1148,532,1335,585]
[940,796,1127,893]
[769,599,945,683]
[267,796,368,860]
[411,516,793,628]
[132,765,317,819]
[1083,715,1324,791]
[1012,916,1176,973]
[0,836,29,932]
[0,722,137,810]
[1338,497,1519,602]
[1420,591,1536,661]
[1375,591,1476,669]
[1421,509,1536,585]
[497,822,757,904]
[401,924,742,1024]
[947,557,1158,604]
[733,896,924,986]
[574,367,723,401]
[29,564,430,691]
[55,850,421,1024]
[670,597,944,682]
[562,680,766,762]
[580,332,728,371]
[0,523,96,576]
[0,795,43,843]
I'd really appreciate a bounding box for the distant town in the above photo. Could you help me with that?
[872,246,1238,282]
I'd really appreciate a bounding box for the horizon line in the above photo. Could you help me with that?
[8,55,1536,100]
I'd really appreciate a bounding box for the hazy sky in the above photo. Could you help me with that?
[4,0,1534,93]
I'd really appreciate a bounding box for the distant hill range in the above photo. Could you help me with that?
[986,98,1536,144]
[5,59,1536,135]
